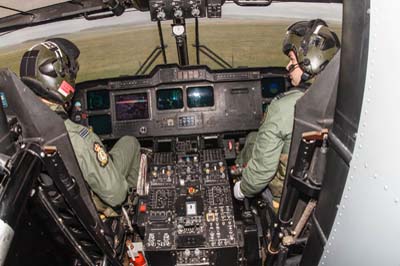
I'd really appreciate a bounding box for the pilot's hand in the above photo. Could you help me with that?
[234,181,245,200]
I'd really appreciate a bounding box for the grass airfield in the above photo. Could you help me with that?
[0,20,340,82]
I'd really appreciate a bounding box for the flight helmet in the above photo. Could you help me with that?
[20,38,80,105]
[282,19,340,81]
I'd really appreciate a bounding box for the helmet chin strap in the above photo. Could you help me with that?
[299,60,312,81]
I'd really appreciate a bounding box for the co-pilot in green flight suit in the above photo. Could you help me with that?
[64,119,141,207]
[237,89,304,200]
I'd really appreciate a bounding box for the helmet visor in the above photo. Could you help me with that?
[39,59,58,78]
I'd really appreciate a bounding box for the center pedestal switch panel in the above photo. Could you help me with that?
[142,148,239,265]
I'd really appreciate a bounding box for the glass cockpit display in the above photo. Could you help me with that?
[87,90,110,111]
[115,92,150,121]
[88,114,112,135]
[187,86,214,108]
[156,88,184,110]
[261,77,286,98]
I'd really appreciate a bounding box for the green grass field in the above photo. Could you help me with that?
[0,20,340,82]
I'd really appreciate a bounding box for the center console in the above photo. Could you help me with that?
[136,137,241,265]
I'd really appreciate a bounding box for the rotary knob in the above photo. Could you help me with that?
[174,8,183,18]
[152,166,158,177]
[157,9,166,20]
[191,6,200,17]
[204,167,210,175]
[177,224,184,234]
[184,249,191,258]
[139,126,147,135]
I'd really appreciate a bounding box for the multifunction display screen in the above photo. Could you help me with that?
[261,77,286,98]
[88,114,112,135]
[87,89,110,111]
[156,88,184,110]
[115,93,149,121]
[187,86,214,108]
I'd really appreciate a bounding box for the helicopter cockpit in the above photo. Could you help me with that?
[0,1,356,266]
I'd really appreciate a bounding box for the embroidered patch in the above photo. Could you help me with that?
[79,128,89,139]
[93,142,108,167]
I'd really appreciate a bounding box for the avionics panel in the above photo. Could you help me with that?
[87,89,110,111]
[156,88,184,110]
[74,65,288,139]
[261,77,286,98]
[187,86,214,108]
[115,92,150,121]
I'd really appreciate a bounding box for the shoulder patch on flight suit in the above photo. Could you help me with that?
[79,128,89,139]
[93,142,108,167]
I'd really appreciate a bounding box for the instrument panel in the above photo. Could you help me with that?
[72,64,288,139]
[136,146,241,266]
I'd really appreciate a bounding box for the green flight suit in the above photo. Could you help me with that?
[64,119,141,207]
[235,131,258,167]
[239,90,304,200]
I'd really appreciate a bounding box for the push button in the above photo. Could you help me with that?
[139,203,147,213]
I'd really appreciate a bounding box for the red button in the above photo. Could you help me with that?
[188,187,196,195]
[139,203,147,213]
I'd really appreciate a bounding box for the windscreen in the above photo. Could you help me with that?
[0,4,342,81]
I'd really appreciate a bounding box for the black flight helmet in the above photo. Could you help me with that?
[20,38,80,105]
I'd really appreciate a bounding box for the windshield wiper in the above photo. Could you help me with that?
[0,5,34,16]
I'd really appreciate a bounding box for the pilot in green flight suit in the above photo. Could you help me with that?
[64,119,140,207]
[20,38,141,208]
[234,19,340,202]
